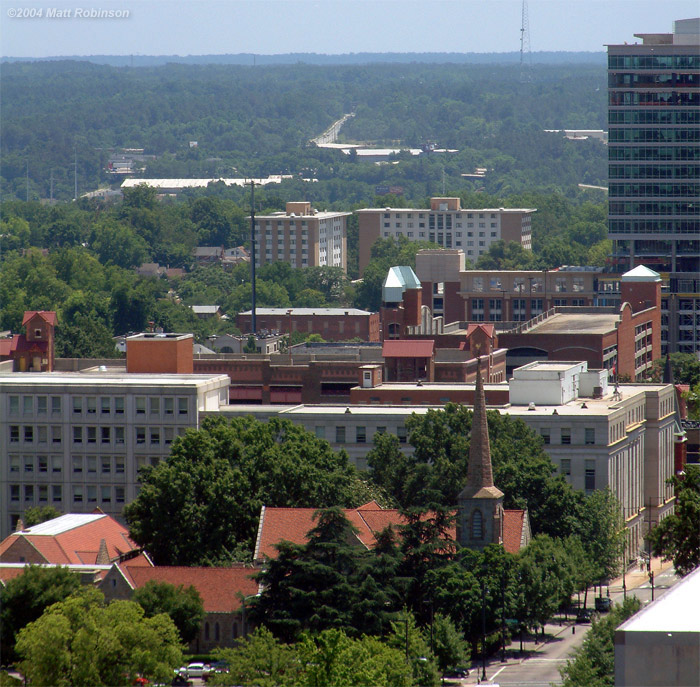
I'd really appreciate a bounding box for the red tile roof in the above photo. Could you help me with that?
[255,502,529,562]
[382,340,435,358]
[0,566,30,585]
[123,565,261,613]
[22,311,57,326]
[466,324,495,339]
[0,337,15,357]
[0,513,139,565]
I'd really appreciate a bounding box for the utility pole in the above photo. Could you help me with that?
[250,179,257,335]
[26,161,29,202]
[74,147,78,201]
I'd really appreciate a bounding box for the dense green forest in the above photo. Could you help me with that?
[1,61,607,201]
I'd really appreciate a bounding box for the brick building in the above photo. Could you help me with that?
[0,311,57,373]
[236,308,380,343]
[357,198,535,274]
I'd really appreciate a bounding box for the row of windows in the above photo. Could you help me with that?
[10,425,62,443]
[609,164,700,180]
[609,219,699,234]
[9,484,65,503]
[557,458,597,495]
[608,54,700,70]
[608,182,700,198]
[609,129,700,144]
[608,73,699,88]
[8,395,190,417]
[540,427,596,445]
[9,424,186,447]
[609,201,700,216]
[9,483,127,505]
[325,425,408,444]
[609,91,699,107]
[8,454,62,473]
[609,110,700,125]
[609,146,700,162]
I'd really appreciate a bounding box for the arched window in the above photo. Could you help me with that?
[471,510,483,540]
[204,622,210,640]
[215,622,220,641]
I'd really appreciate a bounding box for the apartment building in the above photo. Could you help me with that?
[607,18,700,353]
[252,202,350,272]
[0,370,229,537]
[357,197,535,273]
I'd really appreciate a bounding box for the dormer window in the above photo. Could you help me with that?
[34,329,42,338]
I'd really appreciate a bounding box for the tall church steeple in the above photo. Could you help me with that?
[457,355,504,549]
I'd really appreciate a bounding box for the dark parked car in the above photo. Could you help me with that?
[576,608,594,623]
[443,667,470,678]
[595,596,612,612]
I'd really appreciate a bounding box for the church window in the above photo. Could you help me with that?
[471,510,484,539]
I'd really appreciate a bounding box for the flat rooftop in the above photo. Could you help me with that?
[240,308,373,316]
[0,372,230,388]
[525,313,619,335]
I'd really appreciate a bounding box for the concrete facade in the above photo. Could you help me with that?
[252,201,349,271]
[357,199,535,273]
[0,371,229,537]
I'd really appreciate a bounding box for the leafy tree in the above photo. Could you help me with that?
[124,416,371,565]
[431,613,470,674]
[649,353,700,386]
[0,565,81,663]
[560,597,641,687]
[578,489,625,585]
[22,505,61,527]
[132,580,205,644]
[243,334,257,353]
[387,609,440,687]
[648,465,700,577]
[15,588,182,687]
[210,626,301,687]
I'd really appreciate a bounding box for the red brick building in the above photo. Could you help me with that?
[237,308,380,343]
[126,333,194,374]
[0,311,57,372]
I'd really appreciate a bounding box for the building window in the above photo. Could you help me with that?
[10,485,20,502]
[178,398,189,415]
[73,397,82,414]
[150,429,161,445]
[87,427,96,444]
[136,427,146,445]
[37,426,47,444]
[585,428,595,445]
[540,428,550,445]
[115,427,125,445]
[52,485,62,503]
[52,455,61,473]
[51,397,61,414]
[335,426,345,443]
[150,397,160,415]
[114,397,125,415]
[101,427,111,444]
[24,456,34,473]
[164,398,174,415]
[397,426,408,443]
[86,397,96,415]
[24,426,33,443]
[73,455,83,473]
[356,427,366,443]
[561,428,571,445]
[38,485,48,503]
[51,426,61,444]
[560,459,571,477]
[101,397,111,414]
[115,486,125,504]
[471,510,483,540]
[73,427,82,444]
[22,396,33,414]
[9,455,19,473]
[24,485,34,503]
[10,426,19,443]
[164,427,174,445]
[135,397,146,415]
[87,456,97,473]
[585,460,596,495]
[315,426,326,439]
[73,486,83,503]
[37,396,47,415]
[87,486,97,503]
[101,457,111,474]
[9,396,19,415]
[38,456,48,473]
[115,458,125,474]
[101,486,111,504]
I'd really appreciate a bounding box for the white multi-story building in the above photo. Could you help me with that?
[211,362,677,558]
[0,370,229,537]
[252,201,349,272]
[357,197,535,273]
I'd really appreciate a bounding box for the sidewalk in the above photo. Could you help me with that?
[459,555,676,685]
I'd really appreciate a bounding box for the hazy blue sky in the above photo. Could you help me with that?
[1,0,697,57]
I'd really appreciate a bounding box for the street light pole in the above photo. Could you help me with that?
[481,578,487,682]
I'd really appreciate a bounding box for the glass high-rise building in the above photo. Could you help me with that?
[607,18,700,354]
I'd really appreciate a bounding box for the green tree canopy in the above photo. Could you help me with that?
[132,580,205,644]
[648,465,700,577]
[0,565,81,663]
[15,588,182,687]
[124,416,374,565]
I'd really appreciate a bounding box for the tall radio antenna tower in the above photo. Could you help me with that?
[519,0,532,83]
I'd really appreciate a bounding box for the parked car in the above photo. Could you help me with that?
[595,596,612,612]
[443,667,470,678]
[203,661,230,681]
[576,608,593,623]
[186,663,206,678]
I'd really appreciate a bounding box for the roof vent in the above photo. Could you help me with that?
[345,407,351,414]
[99,365,107,372]
[552,409,558,415]
[528,402,536,411]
